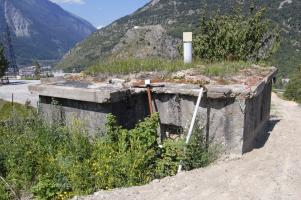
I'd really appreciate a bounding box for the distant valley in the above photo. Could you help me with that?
[0,0,96,65]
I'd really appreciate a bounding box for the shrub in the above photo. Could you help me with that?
[192,9,279,62]
[284,66,301,103]
[0,181,10,200]
[0,110,218,199]
[92,114,160,189]
[183,125,216,170]
[31,175,61,200]
[155,124,217,178]
[0,116,93,199]
[155,139,184,178]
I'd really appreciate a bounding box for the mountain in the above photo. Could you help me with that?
[0,0,96,65]
[58,0,301,77]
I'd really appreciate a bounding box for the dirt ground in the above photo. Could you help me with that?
[75,93,301,200]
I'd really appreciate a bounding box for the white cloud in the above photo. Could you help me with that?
[50,0,85,4]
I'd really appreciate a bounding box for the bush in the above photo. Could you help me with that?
[284,66,301,103]
[0,111,218,199]
[155,139,184,178]
[183,125,216,170]
[0,181,10,200]
[92,114,160,189]
[155,124,217,178]
[0,116,93,199]
[31,175,62,200]
[192,8,279,62]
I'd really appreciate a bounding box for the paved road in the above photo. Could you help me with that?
[76,93,301,200]
[0,80,40,107]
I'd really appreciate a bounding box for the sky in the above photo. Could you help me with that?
[50,0,149,29]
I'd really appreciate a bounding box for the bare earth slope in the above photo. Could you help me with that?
[76,93,301,200]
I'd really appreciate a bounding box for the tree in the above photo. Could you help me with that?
[192,8,280,62]
[0,44,8,78]
[34,60,41,79]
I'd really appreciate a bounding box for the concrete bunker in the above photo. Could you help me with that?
[29,66,277,154]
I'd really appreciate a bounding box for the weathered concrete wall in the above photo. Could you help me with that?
[39,92,246,154]
[243,81,272,153]
[33,68,277,154]
[152,94,245,154]
[39,94,149,133]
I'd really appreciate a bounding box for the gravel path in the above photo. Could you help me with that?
[0,80,40,107]
[75,93,301,200]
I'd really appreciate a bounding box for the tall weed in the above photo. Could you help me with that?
[0,112,218,199]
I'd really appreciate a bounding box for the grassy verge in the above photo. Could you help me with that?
[85,58,252,77]
[0,99,35,121]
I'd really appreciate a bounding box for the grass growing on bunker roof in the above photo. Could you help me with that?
[86,58,193,74]
[85,58,252,77]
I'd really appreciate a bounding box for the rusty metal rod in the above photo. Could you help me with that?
[132,80,164,115]
[147,86,153,114]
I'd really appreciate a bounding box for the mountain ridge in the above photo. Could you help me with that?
[0,0,96,65]
[58,0,300,77]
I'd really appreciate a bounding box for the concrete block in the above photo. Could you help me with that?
[31,68,277,154]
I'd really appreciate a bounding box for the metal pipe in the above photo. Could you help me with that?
[145,79,153,115]
[147,86,153,114]
[184,42,192,64]
[183,32,193,64]
[178,87,204,173]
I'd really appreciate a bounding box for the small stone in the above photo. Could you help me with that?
[108,78,126,84]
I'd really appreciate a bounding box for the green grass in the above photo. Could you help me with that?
[0,99,35,121]
[21,76,40,81]
[86,58,194,74]
[202,61,252,77]
[85,58,252,77]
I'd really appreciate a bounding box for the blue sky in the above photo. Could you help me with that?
[50,0,149,28]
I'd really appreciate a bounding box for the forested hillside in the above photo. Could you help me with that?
[58,0,300,78]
